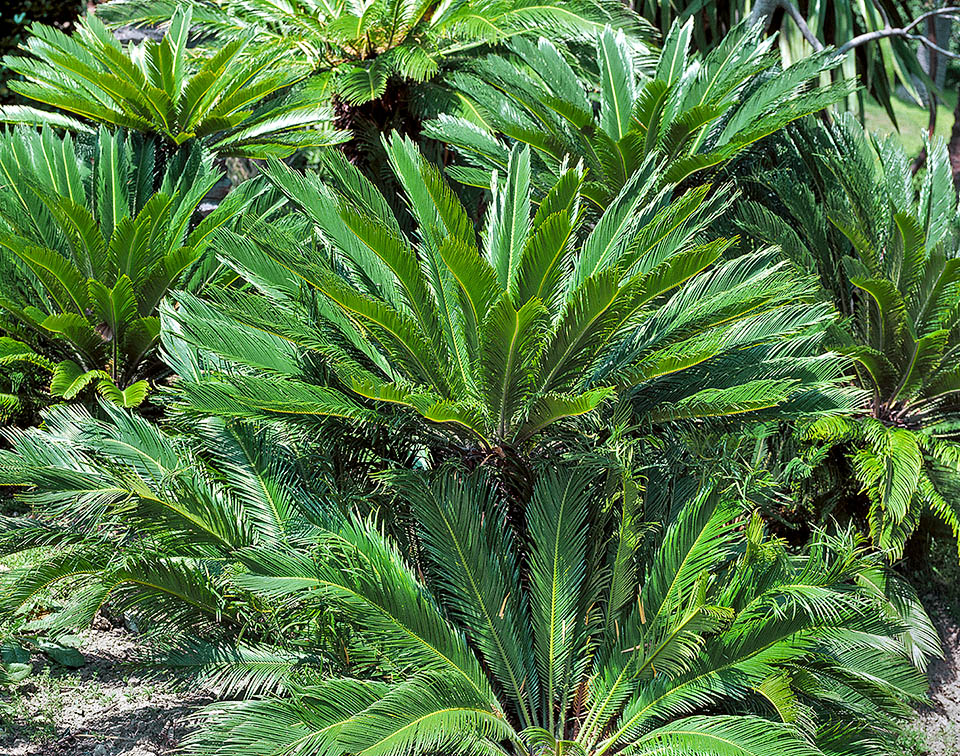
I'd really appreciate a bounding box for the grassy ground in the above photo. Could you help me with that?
[862,90,956,157]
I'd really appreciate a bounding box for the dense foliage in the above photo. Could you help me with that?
[0,0,81,103]
[0,7,347,158]
[0,126,251,407]
[0,405,940,756]
[163,137,848,459]
[429,21,853,206]
[741,116,960,558]
[1,1,958,754]
[98,0,648,106]
[631,0,934,121]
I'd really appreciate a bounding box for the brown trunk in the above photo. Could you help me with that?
[949,92,960,190]
[911,17,941,175]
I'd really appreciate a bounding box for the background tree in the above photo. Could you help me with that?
[0,126,253,407]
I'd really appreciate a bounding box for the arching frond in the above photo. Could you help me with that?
[168,136,847,450]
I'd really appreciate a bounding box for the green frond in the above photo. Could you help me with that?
[147,640,327,697]
[165,136,845,450]
[527,469,592,727]
[627,715,821,756]
[430,19,849,207]
[0,127,248,399]
[398,470,538,727]
[182,679,389,756]
[337,673,516,756]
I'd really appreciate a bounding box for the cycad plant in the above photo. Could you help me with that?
[0,7,348,159]
[0,404,940,756]
[426,21,852,208]
[0,127,250,407]
[0,402,356,672]
[163,135,850,465]
[738,116,960,559]
[99,0,648,106]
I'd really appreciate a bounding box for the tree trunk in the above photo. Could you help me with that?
[911,15,945,174]
[948,92,960,190]
[747,0,780,27]
[916,13,951,106]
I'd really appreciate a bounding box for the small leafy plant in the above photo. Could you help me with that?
[740,117,960,558]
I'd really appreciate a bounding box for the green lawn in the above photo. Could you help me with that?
[862,89,956,156]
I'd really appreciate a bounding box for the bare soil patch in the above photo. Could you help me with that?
[913,607,960,756]
[2,602,959,756]
[0,622,206,756]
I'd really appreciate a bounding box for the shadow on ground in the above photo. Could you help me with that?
[3,603,960,755]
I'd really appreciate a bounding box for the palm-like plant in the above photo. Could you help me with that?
[425,21,852,209]
[0,7,348,158]
[99,0,649,106]
[0,402,357,677]
[0,127,251,407]
[162,135,851,460]
[191,472,936,756]
[738,115,960,558]
[0,404,939,756]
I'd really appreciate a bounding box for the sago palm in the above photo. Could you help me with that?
[98,0,649,106]
[186,470,936,756]
[425,21,852,209]
[0,127,252,407]
[0,6,348,158]
[162,135,851,459]
[738,115,960,559]
[0,402,357,679]
[0,404,940,756]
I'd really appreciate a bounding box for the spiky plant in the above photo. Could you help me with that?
[738,115,960,559]
[0,402,363,682]
[160,134,852,472]
[0,127,253,407]
[0,403,939,756]
[424,20,853,209]
[98,0,649,107]
[0,6,348,159]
